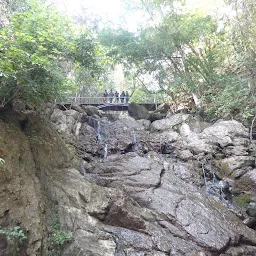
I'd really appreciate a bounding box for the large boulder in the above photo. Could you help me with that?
[186,118,211,133]
[148,112,166,122]
[71,104,84,113]
[235,169,256,195]
[201,120,249,147]
[81,105,101,116]
[86,153,256,253]
[216,156,255,178]
[150,113,190,132]
[51,109,81,139]
[180,120,251,157]
[143,130,181,154]
[128,102,150,120]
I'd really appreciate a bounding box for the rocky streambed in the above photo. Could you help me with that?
[0,104,256,255]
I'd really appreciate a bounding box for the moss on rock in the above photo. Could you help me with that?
[234,193,253,208]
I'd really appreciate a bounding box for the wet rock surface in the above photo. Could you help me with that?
[48,106,256,255]
[1,105,256,255]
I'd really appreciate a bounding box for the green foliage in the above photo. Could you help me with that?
[203,78,256,120]
[0,157,5,167]
[0,0,103,106]
[50,229,72,246]
[0,0,29,19]
[1,0,255,120]
[131,89,154,103]
[100,0,256,121]
[234,193,253,208]
[47,206,72,255]
[98,28,146,66]
[0,226,27,253]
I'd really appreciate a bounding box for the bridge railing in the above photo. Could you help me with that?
[65,97,106,104]
[58,95,158,105]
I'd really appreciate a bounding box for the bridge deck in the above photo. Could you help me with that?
[58,96,159,111]
[97,103,129,109]
[58,102,158,111]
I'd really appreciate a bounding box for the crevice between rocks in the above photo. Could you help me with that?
[153,168,166,191]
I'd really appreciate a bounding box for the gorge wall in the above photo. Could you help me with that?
[0,104,256,256]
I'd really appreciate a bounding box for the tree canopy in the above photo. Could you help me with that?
[99,0,256,120]
[0,0,103,106]
[0,0,255,121]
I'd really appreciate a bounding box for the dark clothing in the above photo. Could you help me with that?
[103,91,108,102]
[109,91,114,103]
[115,92,119,103]
[125,93,129,103]
[120,92,125,103]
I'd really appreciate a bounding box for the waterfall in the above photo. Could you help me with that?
[87,117,103,142]
[104,144,108,160]
[96,120,102,142]
[75,123,81,136]
[80,164,86,178]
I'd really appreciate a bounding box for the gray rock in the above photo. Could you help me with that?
[51,109,67,124]
[144,131,181,153]
[217,156,255,178]
[128,103,150,120]
[148,112,165,122]
[188,120,211,133]
[63,109,80,119]
[150,113,190,132]
[246,202,256,217]
[87,153,256,252]
[235,169,256,194]
[179,123,192,137]
[63,229,116,256]
[81,105,101,116]
[202,120,249,146]
[71,104,85,113]
[47,109,256,254]
[220,245,256,256]
[179,120,251,158]
[104,226,153,250]
[223,145,249,156]
[186,132,214,154]
[178,150,193,161]
[137,119,151,130]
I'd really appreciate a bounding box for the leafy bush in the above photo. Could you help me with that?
[0,226,27,253]
[0,157,5,167]
[47,206,72,255]
[203,77,256,120]
[0,0,102,106]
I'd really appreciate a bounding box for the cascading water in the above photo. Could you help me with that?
[80,163,86,178]
[86,116,108,160]
[96,120,102,142]
[103,144,108,160]
[199,157,231,204]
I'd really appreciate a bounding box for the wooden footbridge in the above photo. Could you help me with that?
[58,96,160,111]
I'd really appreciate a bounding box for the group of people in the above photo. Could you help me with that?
[103,89,129,103]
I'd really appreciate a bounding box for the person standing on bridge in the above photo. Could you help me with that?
[120,91,125,103]
[109,89,114,103]
[103,90,108,102]
[115,91,119,103]
[125,91,129,103]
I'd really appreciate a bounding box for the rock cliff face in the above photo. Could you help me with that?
[0,105,256,256]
